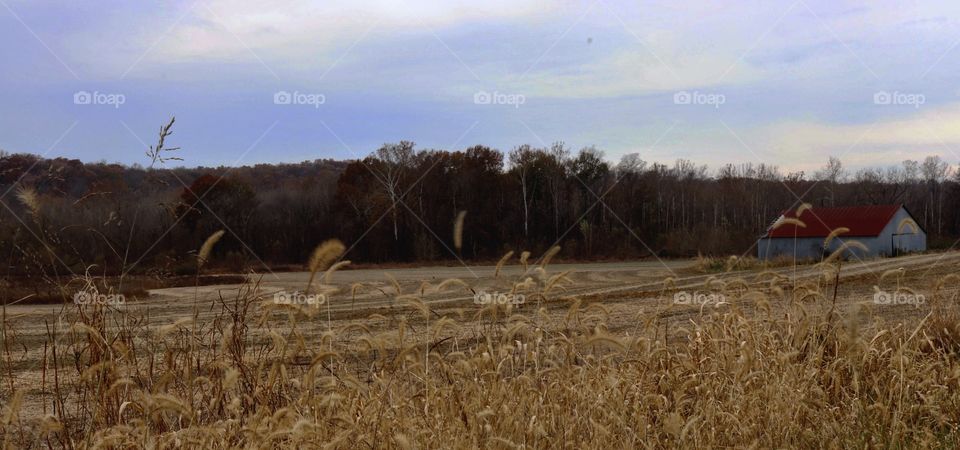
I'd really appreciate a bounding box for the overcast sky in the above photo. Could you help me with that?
[3,0,960,173]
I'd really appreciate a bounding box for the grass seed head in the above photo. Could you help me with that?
[494,250,514,278]
[309,239,346,274]
[453,210,467,251]
[198,229,225,268]
[15,185,40,215]
[823,227,850,249]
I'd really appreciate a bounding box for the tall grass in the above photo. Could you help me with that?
[1,244,960,448]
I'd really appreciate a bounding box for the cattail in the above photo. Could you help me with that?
[198,230,225,268]
[453,210,467,251]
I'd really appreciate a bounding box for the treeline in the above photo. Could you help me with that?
[0,142,957,277]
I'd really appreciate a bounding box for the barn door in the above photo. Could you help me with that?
[892,234,907,256]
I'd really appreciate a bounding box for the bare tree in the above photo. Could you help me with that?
[373,141,415,241]
[546,142,570,239]
[815,156,845,206]
[921,155,950,234]
[508,145,536,238]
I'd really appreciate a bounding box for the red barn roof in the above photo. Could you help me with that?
[765,204,902,238]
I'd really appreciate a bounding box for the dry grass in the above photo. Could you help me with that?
[694,253,800,273]
[2,248,960,448]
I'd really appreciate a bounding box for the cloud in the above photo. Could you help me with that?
[6,0,960,170]
[512,47,762,98]
[545,101,960,174]
[754,104,960,168]
[146,0,552,62]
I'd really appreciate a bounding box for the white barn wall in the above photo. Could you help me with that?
[886,208,926,254]
[757,236,882,260]
[757,206,925,260]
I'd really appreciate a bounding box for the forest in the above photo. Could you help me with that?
[0,133,956,276]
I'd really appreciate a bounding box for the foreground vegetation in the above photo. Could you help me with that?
[2,241,960,448]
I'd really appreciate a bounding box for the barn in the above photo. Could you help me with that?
[758,204,926,260]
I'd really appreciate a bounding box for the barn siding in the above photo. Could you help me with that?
[757,206,925,260]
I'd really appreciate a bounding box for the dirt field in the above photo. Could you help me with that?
[12,251,954,318]
[5,251,957,354]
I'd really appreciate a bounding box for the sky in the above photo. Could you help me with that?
[2,0,960,173]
